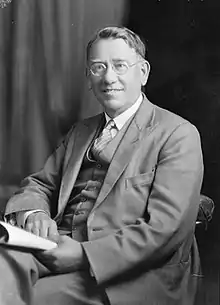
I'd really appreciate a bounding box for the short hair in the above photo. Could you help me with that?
[86,26,146,61]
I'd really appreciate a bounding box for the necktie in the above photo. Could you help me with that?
[92,119,117,158]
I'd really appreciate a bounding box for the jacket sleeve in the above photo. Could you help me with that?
[82,122,204,284]
[4,127,74,217]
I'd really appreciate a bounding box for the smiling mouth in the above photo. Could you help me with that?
[102,89,123,93]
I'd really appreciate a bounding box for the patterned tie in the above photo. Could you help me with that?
[92,119,117,158]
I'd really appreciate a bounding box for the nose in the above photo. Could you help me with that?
[103,64,118,83]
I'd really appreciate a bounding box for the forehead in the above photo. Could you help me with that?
[88,38,138,62]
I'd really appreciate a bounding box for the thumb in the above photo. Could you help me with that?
[54,235,75,246]
[48,230,59,243]
[57,235,70,244]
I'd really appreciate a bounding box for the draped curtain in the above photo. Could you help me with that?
[0,0,127,199]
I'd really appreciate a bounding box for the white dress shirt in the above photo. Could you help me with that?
[105,93,143,136]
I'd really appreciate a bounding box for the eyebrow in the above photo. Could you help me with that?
[89,59,103,63]
[112,59,129,63]
[89,58,130,63]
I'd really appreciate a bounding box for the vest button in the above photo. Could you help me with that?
[96,163,102,169]
[75,210,84,215]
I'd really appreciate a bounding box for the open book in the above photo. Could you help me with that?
[0,221,57,251]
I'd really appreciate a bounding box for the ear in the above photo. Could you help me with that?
[86,68,92,90]
[87,79,92,90]
[140,60,150,86]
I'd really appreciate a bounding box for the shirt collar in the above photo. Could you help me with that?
[104,93,143,131]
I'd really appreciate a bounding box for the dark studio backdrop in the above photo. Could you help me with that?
[127,1,220,303]
[0,0,219,303]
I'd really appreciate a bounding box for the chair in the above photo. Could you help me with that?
[196,194,215,229]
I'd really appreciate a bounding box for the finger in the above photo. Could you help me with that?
[81,189,98,199]
[86,180,102,189]
[32,227,40,236]
[25,219,40,236]
[25,219,45,237]
[25,213,42,233]
[48,222,59,242]
[25,221,33,232]
[39,221,50,239]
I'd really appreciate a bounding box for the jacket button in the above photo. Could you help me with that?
[96,163,102,168]
[92,228,103,231]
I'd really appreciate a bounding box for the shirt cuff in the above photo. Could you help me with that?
[16,209,47,228]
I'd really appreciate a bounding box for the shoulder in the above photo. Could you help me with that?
[79,112,104,126]
[63,113,104,141]
[154,103,189,128]
[141,95,196,132]
[152,105,202,156]
[140,98,201,150]
[151,102,200,138]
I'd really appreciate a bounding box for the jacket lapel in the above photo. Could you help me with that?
[93,96,156,210]
[57,114,105,214]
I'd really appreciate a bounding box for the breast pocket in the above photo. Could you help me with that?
[125,169,155,189]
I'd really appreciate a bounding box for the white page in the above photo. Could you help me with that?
[0,221,57,250]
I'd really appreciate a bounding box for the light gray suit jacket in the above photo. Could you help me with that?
[5,96,204,305]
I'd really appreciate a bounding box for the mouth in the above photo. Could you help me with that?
[102,89,123,93]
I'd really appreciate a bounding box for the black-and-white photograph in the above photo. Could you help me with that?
[0,1,219,304]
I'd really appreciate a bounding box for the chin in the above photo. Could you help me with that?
[104,101,128,118]
[103,98,124,109]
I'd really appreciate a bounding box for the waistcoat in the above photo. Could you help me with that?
[58,116,133,241]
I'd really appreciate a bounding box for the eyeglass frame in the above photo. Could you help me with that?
[88,59,147,77]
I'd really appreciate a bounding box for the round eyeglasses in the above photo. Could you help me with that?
[89,60,145,77]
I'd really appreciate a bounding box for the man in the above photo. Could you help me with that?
[0,26,203,305]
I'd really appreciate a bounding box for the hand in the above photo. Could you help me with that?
[35,235,89,274]
[25,212,59,241]
[81,180,102,200]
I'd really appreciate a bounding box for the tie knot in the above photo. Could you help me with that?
[105,119,116,130]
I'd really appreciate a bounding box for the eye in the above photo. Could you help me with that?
[114,62,128,73]
[91,63,106,74]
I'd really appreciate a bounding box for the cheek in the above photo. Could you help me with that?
[90,78,98,87]
[124,77,141,93]
[123,70,141,88]
[89,74,100,85]
[90,80,101,93]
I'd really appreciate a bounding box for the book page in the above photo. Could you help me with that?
[0,221,57,251]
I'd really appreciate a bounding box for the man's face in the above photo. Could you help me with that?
[88,38,150,118]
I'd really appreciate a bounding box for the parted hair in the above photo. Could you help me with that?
[86,26,146,61]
